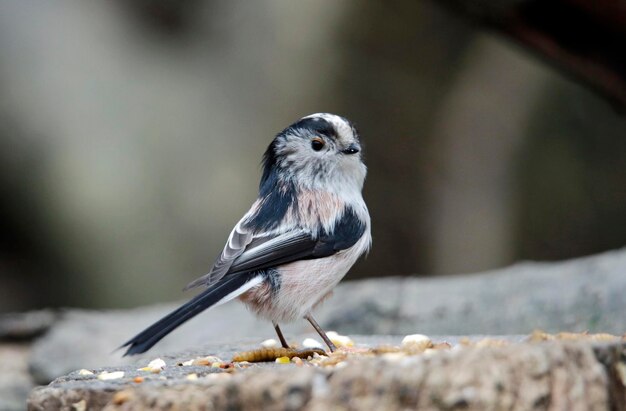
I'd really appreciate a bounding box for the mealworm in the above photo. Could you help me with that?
[232,347,326,362]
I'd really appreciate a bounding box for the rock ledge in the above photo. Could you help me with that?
[27,337,626,411]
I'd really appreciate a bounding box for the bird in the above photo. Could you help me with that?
[121,113,371,356]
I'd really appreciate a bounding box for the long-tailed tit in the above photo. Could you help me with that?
[122,113,371,355]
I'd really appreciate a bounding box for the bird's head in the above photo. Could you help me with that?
[261,113,366,194]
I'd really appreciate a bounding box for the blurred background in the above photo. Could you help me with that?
[0,1,624,312]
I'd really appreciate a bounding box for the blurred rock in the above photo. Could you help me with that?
[0,344,34,411]
[26,247,626,384]
[0,310,58,341]
[322,247,626,335]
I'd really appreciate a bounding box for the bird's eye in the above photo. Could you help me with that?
[311,137,325,151]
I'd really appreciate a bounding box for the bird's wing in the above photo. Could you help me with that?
[183,220,254,291]
[184,228,318,291]
[226,207,367,275]
[184,206,366,291]
[226,230,322,274]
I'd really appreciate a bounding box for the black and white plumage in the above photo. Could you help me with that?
[121,113,371,356]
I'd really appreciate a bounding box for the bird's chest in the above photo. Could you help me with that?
[239,232,369,322]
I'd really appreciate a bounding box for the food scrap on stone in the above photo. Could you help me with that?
[97,371,125,380]
[275,356,291,364]
[261,338,279,348]
[190,356,222,366]
[528,330,624,342]
[138,358,166,373]
[302,337,324,349]
[401,334,432,348]
[326,331,354,348]
[232,347,326,362]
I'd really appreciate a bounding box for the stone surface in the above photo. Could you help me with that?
[24,247,626,384]
[26,337,626,411]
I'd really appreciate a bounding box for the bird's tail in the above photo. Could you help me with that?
[121,273,261,356]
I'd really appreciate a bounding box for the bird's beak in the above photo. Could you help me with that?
[342,143,360,155]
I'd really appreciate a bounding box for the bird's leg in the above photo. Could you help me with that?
[304,313,337,353]
[273,322,290,349]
